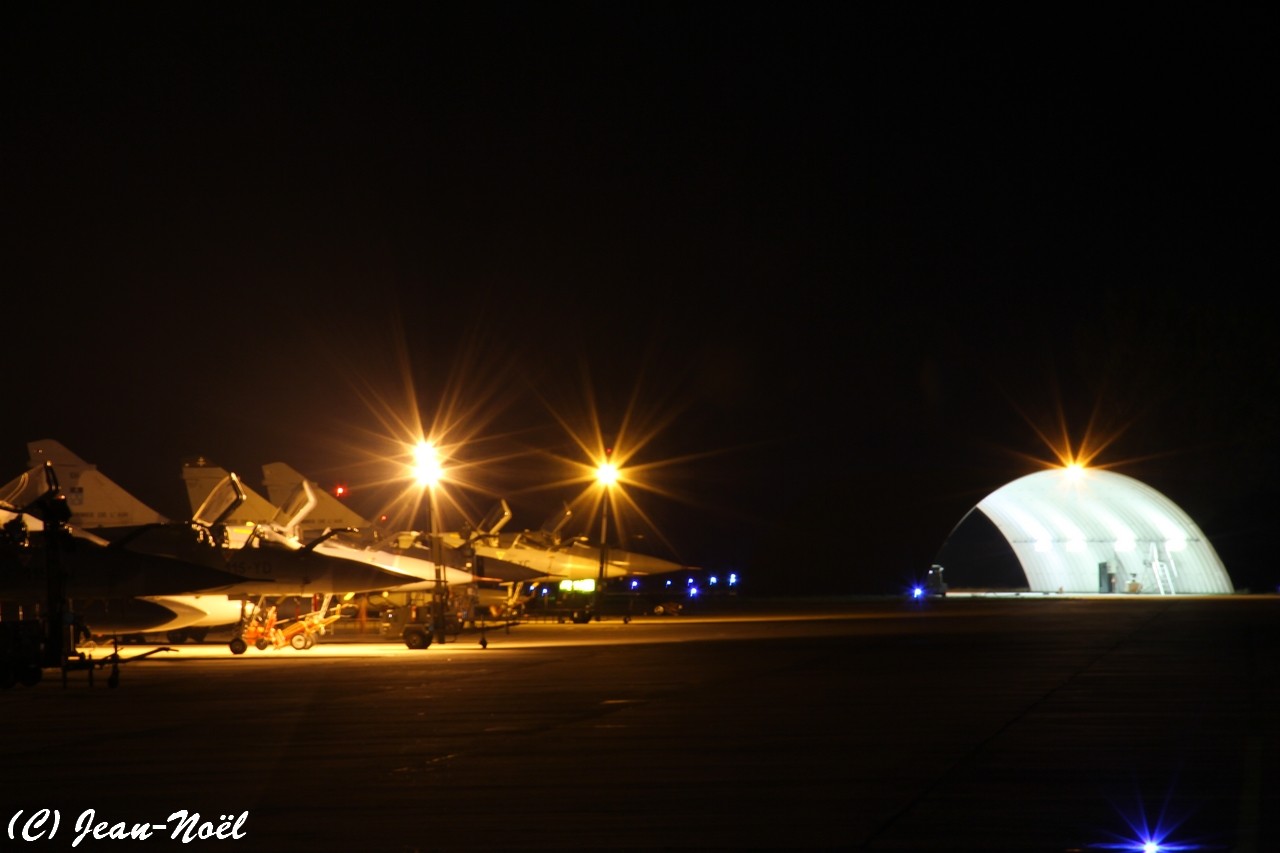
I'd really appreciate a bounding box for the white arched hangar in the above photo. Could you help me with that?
[951,466,1233,595]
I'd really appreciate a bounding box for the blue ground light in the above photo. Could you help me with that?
[1088,793,1227,853]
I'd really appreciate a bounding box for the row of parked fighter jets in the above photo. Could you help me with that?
[0,439,691,647]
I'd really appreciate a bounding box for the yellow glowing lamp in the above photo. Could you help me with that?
[413,440,443,487]
[596,459,619,487]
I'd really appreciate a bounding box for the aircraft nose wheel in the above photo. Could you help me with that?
[229,637,248,655]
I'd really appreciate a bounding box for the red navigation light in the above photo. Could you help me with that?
[334,484,348,499]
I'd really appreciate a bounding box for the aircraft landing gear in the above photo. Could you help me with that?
[229,637,248,655]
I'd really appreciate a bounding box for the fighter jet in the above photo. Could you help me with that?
[5,443,448,653]
[11,442,439,598]
[258,461,691,583]
[0,462,256,670]
[250,460,695,629]
[445,501,693,582]
[181,458,477,590]
[183,459,496,649]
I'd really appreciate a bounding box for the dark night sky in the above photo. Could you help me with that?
[4,6,1277,593]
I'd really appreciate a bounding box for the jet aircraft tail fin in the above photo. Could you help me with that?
[19,439,168,535]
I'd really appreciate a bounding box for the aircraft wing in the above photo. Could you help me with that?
[72,597,210,636]
[139,595,245,630]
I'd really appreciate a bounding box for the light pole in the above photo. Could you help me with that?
[413,440,447,646]
[595,449,618,621]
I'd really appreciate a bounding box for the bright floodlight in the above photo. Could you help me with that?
[412,440,443,487]
[596,460,619,487]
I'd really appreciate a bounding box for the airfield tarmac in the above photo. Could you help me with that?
[1,596,1277,851]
